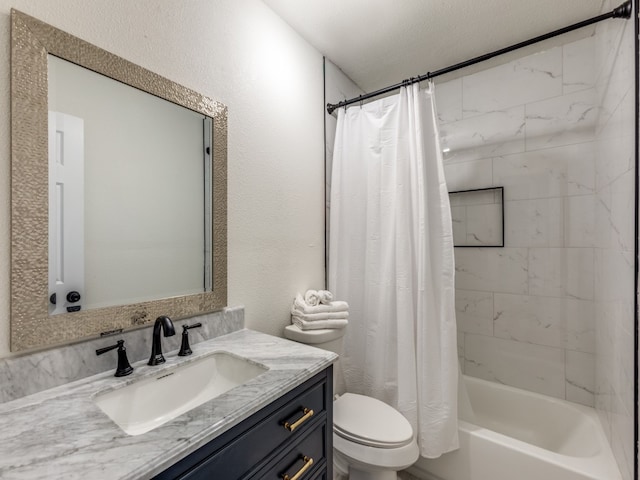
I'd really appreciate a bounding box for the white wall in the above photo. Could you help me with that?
[0,0,326,357]
[324,58,364,269]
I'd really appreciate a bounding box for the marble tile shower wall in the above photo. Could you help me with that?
[435,36,600,407]
[593,3,635,479]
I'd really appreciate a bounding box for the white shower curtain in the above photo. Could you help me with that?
[328,83,459,458]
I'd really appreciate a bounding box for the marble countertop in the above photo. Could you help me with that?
[0,329,337,480]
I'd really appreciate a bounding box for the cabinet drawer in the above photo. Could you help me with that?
[310,470,327,480]
[253,422,327,480]
[175,375,329,480]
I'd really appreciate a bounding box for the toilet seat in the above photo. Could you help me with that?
[333,393,414,448]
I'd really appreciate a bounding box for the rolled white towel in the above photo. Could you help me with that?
[293,294,348,314]
[318,290,333,305]
[290,308,349,322]
[304,289,320,306]
[292,316,348,330]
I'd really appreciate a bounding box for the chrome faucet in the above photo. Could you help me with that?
[148,315,176,365]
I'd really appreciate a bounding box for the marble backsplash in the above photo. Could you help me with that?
[0,306,244,404]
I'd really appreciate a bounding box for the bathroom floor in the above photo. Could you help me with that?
[335,470,420,480]
[398,472,421,480]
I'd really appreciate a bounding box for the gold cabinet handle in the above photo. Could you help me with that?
[282,455,314,480]
[283,408,314,432]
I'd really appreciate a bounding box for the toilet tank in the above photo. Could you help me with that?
[284,325,346,395]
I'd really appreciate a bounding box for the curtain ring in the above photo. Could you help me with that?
[425,73,434,91]
[359,95,363,108]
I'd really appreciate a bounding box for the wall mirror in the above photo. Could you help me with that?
[10,10,227,351]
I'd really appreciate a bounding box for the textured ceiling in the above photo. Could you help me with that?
[263,0,606,92]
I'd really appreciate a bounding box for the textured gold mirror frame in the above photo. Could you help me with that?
[10,10,227,351]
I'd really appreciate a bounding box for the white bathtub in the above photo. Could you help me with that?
[409,376,622,480]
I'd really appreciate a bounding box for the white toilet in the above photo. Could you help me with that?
[284,325,419,480]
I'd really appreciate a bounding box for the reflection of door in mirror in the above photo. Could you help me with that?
[48,55,212,314]
[48,112,85,315]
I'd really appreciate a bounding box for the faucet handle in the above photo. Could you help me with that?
[96,340,134,377]
[178,323,202,356]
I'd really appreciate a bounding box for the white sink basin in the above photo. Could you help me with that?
[94,352,268,436]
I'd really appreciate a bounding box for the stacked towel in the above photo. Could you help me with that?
[304,290,320,306]
[291,290,349,331]
[293,294,349,314]
[303,289,334,306]
[318,290,333,304]
[292,317,348,330]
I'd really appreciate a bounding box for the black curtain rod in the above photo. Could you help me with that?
[326,0,633,114]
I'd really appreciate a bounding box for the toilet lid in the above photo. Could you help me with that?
[333,393,414,448]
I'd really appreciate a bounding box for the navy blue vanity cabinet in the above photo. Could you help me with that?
[247,420,328,479]
[154,366,333,480]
